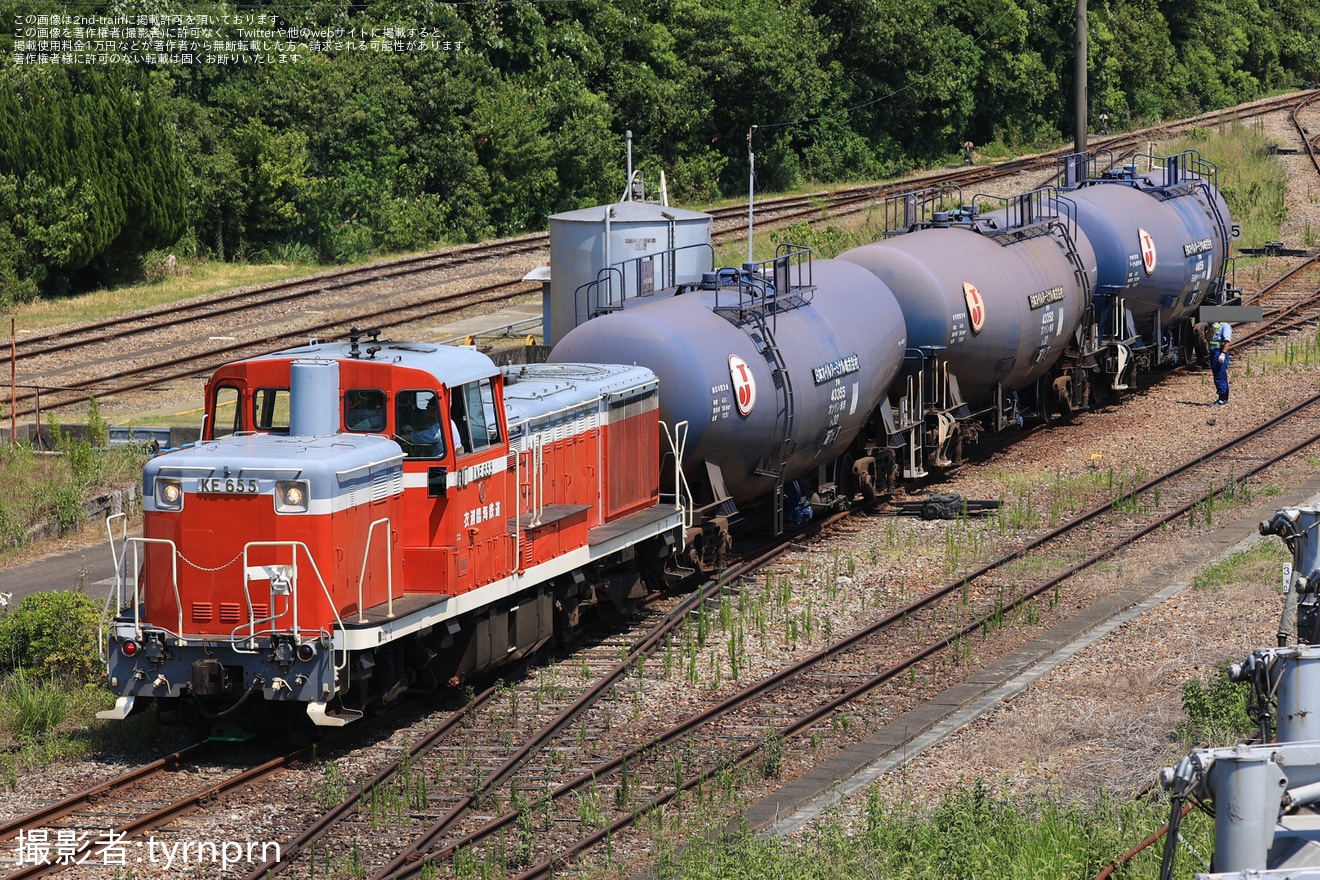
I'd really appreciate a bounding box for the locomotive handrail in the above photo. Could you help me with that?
[99,513,132,662]
[104,512,130,612]
[355,518,395,622]
[115,536,184,637]
[241,540,348,673]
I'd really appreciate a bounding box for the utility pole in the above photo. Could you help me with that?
[1075,0,1088,154]
[747,125,757,263]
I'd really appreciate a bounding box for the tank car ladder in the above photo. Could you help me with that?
[746,309,797,535]
[711,248,807,536]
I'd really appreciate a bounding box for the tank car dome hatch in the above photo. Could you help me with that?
[548,258,906,507]
[548,202,712,346]
[838,219,1094,411]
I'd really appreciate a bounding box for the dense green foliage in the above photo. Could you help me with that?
[1,0,1317,304]
[0,591,102,682]
[0,66,187,299]
[1178,662,1256,747]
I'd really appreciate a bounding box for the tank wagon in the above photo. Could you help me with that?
[100,333,684,730]
[1057,149,1233,382]
[550,246,908,554]
[546,151,1233,545]
[840,186,1100,469]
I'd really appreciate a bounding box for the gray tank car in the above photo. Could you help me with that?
[839,189,1098,417]
[1059,150,1232,369]
[548,248,906,519]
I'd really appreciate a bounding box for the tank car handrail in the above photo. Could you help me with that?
[967,188,1081,244]
[709,248,816,322]
[659,420,693,538]
[882,183,964,233]
[573,242,717,322]
[241,540,348,673]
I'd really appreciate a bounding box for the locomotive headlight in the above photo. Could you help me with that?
[276,480,310,513]
[155,478,183,511]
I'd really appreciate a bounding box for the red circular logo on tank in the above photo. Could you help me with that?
[728,355,756,416]
[1139,227,1157,275]
[962,282,986,334]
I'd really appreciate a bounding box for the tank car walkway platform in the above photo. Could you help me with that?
[738,471,1320,839]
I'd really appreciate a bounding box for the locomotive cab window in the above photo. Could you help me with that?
[395,389,446,459]
[253,388,290,432]
[212,385,242,438]
[451,379,501,455]
[344,389,386,433]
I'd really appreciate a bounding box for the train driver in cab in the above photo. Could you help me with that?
[410,394,446,457]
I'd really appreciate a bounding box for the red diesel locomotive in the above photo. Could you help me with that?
[100,332,685,730]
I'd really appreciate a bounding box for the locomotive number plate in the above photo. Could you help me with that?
[198,477,260,494]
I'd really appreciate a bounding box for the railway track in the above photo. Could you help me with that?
[1239,253,1320,345]
[1292,89,1320,177]
[52,309,1304,880]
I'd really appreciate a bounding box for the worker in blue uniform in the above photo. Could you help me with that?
[1209,321,1232,405]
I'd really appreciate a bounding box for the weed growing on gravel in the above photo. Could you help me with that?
[652,780,1209,880]
[0,429,143,554]
[1192,540,1289,591]
[1173,123,1287,248]
[1179,662,1254,747]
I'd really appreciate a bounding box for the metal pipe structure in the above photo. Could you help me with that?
[1075,0,1088,154]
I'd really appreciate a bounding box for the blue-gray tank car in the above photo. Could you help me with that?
[549,247,907,551]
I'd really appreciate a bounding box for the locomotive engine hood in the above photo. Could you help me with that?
[143,432,404,519]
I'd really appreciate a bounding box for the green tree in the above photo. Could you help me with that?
[0,67,186,294]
